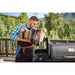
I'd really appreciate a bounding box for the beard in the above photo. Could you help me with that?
[29,23,33,29]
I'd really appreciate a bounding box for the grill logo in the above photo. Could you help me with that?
[68,48,75,52]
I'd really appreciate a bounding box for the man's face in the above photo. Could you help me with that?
[29,20,38,28]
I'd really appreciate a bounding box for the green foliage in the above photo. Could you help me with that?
[0,12,75,40]
[0,12,28,38]
[44,13,75,40]
[49,30,59,39]
[37,20,45,28]
[44,13,56,35]
[64,23,71,38]
[20,13,29,23]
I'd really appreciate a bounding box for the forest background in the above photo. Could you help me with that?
[0,12,75,40]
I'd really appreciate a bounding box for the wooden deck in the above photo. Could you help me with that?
[0,56,15,62]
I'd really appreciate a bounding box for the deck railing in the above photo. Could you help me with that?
[0,38,75,57]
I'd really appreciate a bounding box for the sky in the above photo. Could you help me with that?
[0,12,48,18]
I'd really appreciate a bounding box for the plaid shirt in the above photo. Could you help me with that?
[10,23,37,40]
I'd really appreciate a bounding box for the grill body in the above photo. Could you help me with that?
[50,43,75,61]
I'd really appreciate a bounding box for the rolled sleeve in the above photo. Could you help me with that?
[10,33,18,40]
[10,24,20,40]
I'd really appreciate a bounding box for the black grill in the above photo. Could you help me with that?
[35,38,75,62]
[50,43,75,61]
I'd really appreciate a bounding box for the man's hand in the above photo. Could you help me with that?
[42,27,47,33]
[16,37,32,44]
[42,27,47,40]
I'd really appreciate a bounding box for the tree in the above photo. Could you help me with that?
[64,23,72,39]
[57,25,64,39]
[38,20,44,28]
[20,12,29,23]
[44,13,56,35]
[0,12,29,38]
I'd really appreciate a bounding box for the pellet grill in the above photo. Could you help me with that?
[35,38,75,62]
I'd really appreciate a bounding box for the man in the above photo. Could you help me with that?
[10,16,47,62]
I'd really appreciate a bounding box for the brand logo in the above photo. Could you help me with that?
[68,48,75,52]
